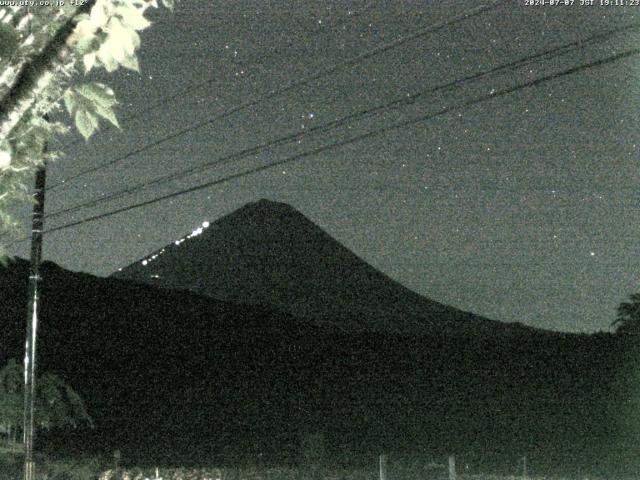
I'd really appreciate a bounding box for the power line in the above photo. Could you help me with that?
[43,21,640,222]
[54,1,377,152]
[45,0,507,192]
[6,47,635,246]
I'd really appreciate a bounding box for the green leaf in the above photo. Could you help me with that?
[106,17,140,58]
[83,52,97,73]
[0,149,11,171]
[97,32,128,67]
[162,0,175,12]
[101,52,119,72]
[89,2,108,27]
[75,83,117,109]
[75,110,98,140]
[120,53,140,72]
[130,29,141,51]
[116,4,151,31]
[74,32,98,55]
[63,89,77,117]
[94,103,120,129]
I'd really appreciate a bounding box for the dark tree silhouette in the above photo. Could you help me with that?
[0,359,93,450]
[612,293,640,334]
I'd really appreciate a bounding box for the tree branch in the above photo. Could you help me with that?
[0,1,96,142]
[0,7,70,100]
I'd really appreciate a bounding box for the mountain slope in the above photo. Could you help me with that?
[0,258,327,462]
[0,258,637,472]
[113,199,533,336]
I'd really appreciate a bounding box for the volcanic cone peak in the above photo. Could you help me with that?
[113,199,533,337]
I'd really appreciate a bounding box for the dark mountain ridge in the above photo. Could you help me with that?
[112,199,539,337]
[1,258,639,475]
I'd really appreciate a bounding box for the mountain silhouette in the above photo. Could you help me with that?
[113,199,534,337]
[4,200,638,473]
[1,258,638,473]
[0,258,329,463]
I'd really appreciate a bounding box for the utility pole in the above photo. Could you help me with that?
[379,453,387,480]
[448,454,456,480]
[23,162,46,480]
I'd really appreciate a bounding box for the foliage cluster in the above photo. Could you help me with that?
[0,0,175,247]
[0,451,106,480]
[612,293,640,335]
[0,358,93,450]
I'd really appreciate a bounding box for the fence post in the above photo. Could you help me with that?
[379,454,388,480]
[448,455,456,480]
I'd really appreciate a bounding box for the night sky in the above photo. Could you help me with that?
[6,0,640,333]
